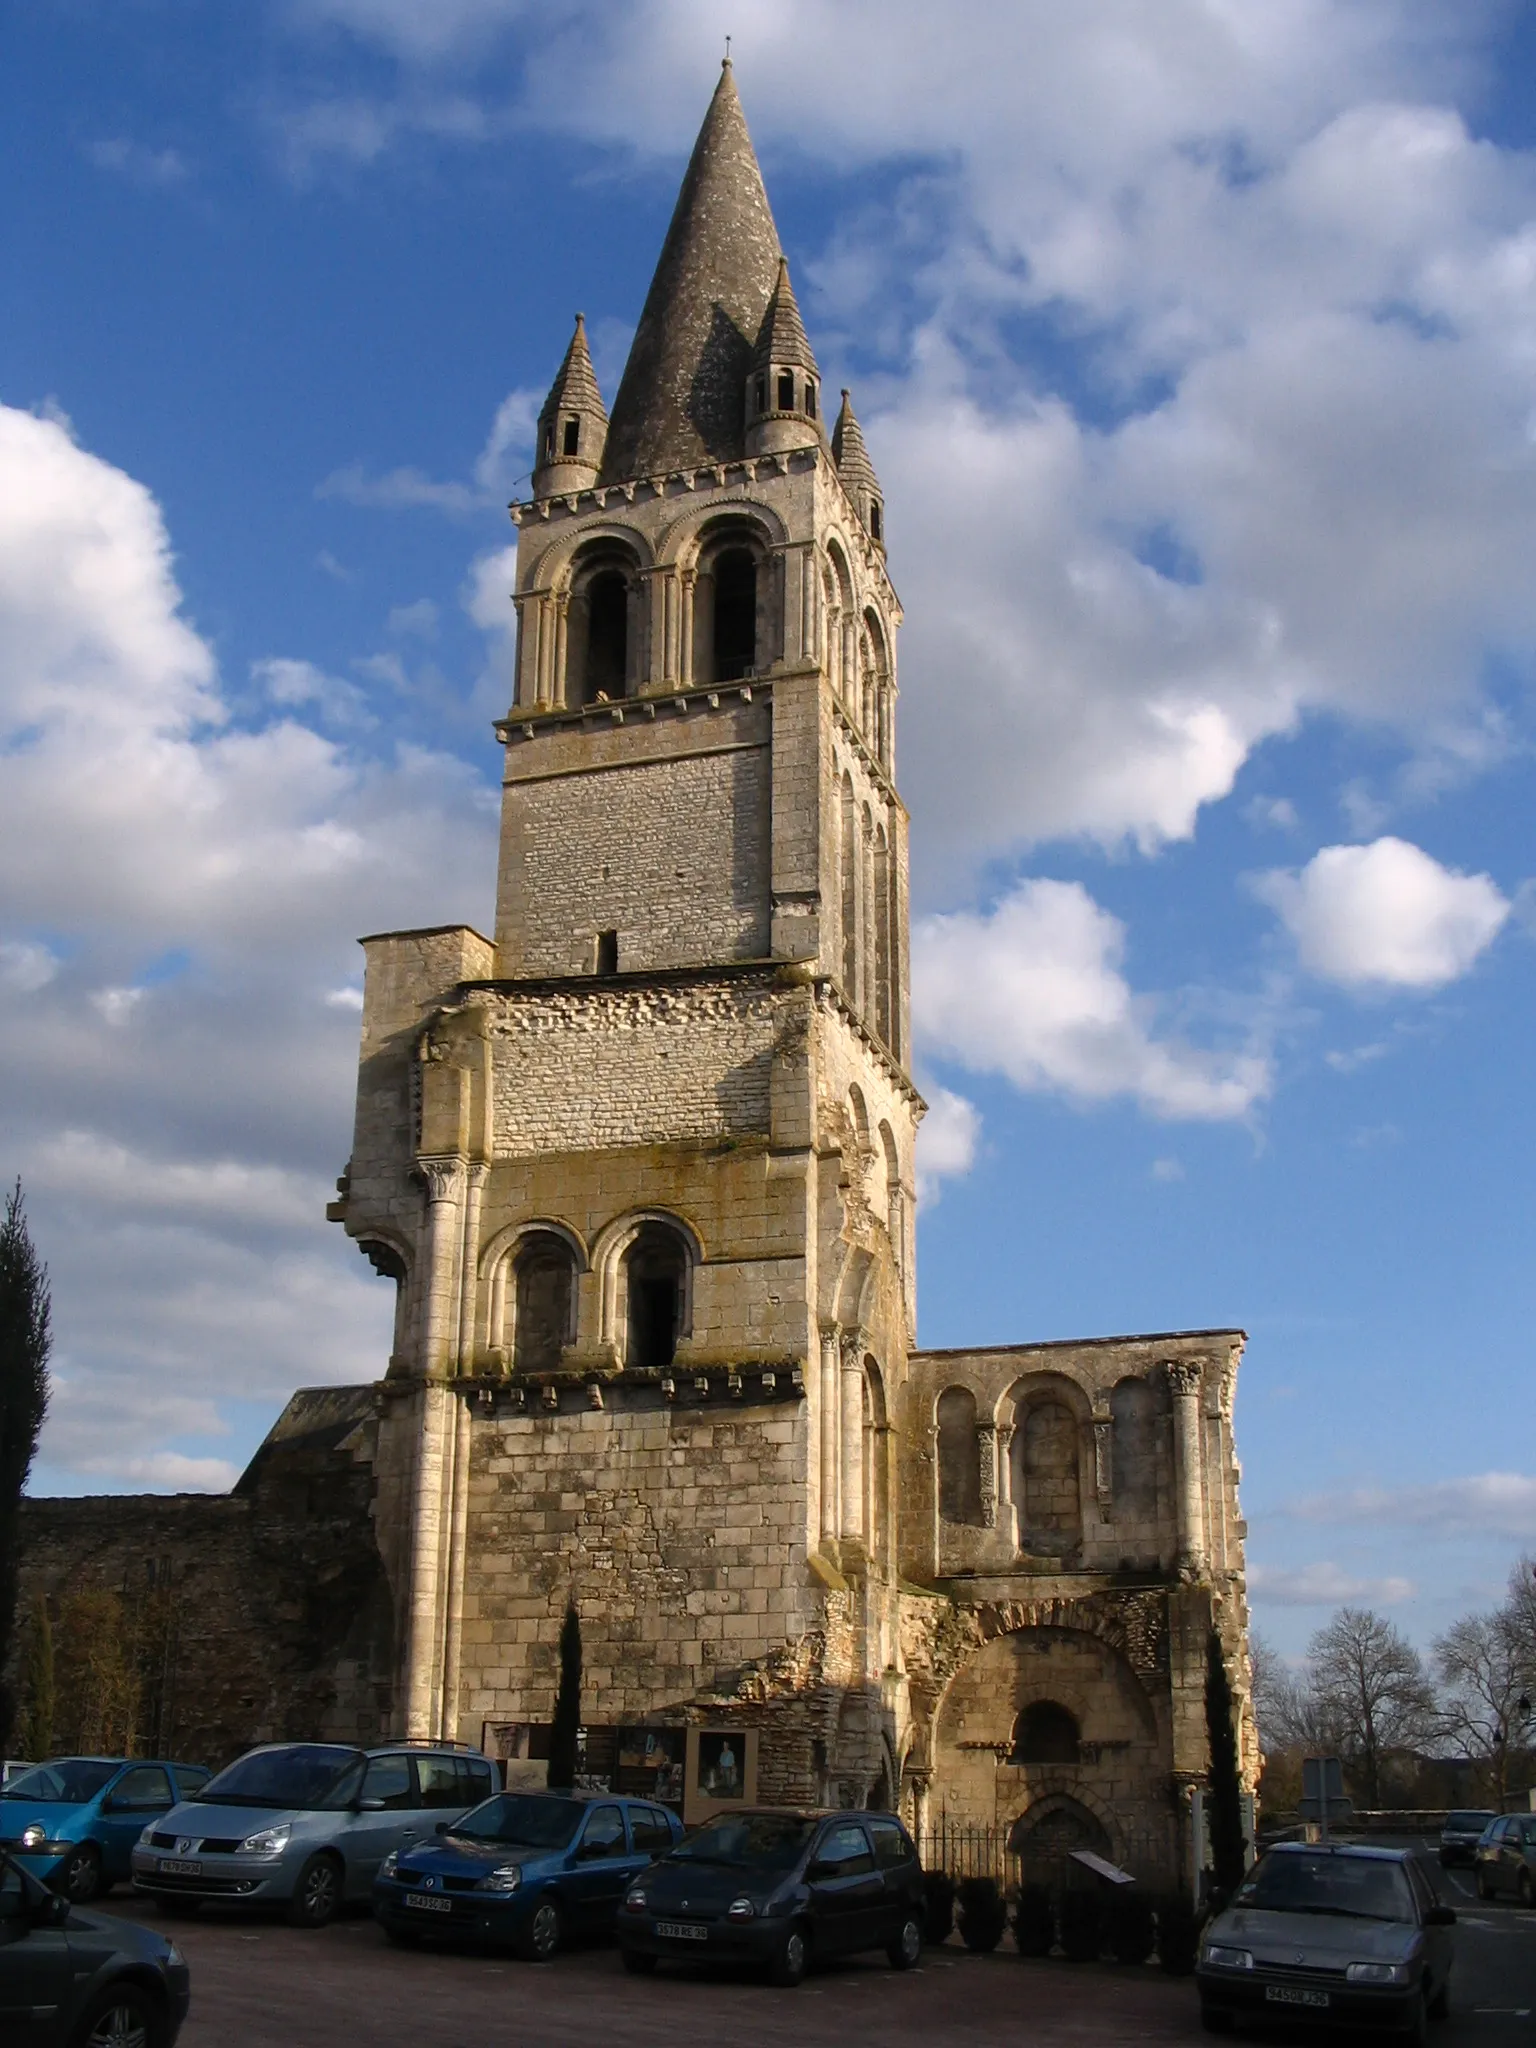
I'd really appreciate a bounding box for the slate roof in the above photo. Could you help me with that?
[832,388,880,506]
[599,61,784,484]
[752,255,819,377]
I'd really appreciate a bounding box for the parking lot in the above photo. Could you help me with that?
[92,1844,1536,2048]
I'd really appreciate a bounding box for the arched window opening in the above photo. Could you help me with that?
[1011,1701,1081,1766]
[542,424,555,461]
[777,369,796,411]
[580,569,628,703]
[937,1387,982,1525]
[1017,1399,1082,1554]
[874,828,892,1046]
[755,376,767,413]
[1111,1377,1158,1517]
[840,775,858,998]
[512,1232,576,1374]
[625,1224,688,1369]
[869,499,883,543]
[562,417,581,457]
[711,548,757,681]
[805,380,818,419]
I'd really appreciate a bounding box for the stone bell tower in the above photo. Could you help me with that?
[332,60,922,1807]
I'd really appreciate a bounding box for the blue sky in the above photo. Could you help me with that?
[4,1,1536,1659]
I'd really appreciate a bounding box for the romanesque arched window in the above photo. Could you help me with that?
[710,547,757,681]
[936,1386,982,1525]
[512,1231,577,1373]
[580,569,628,702]
[1017,1399,1082,1554]
[624,1222,690,1369]
[1011,1700,1081,1765]
[840,772,858,1000]
[874,824,891,1046]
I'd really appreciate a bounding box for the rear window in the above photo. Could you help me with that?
[631,1806,674,1854]
[1447,1811,1496,1829]
[869,1819,916,1870]
[174,1766,212,1795]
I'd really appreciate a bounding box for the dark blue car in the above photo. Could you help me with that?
[372,1790,681,1960]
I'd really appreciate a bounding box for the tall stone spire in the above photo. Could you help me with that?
[532,313,608,497]
[600,61,783,484]
[833,388,885,550]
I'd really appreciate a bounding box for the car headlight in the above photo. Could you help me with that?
[238,1823,291,1858]
[137,1824,157,1847]
[623,1886,647,1912]
[379,1851,398,1879]
[482,1864,522,1893]
[165,1943,184,1969]
[19,1822,48,1850]
[1346,1961,1410,1985]
[727,1896,756,1921]
[1202,1944,1253,1970]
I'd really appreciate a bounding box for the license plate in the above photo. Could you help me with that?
[158,1858,202,1877]
[1266,1985,1329,2008]
[404,1893,452,1914]
[655,1920,708,1941]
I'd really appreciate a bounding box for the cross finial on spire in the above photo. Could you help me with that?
[724,35,731,64]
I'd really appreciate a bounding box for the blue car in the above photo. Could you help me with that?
[373,1789,682,1960]
[0,1756,211,1903]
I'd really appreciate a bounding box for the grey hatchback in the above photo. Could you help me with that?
[1197,1842,1455,2040]
[131,1742,497,1927]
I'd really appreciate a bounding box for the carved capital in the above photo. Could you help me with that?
[840,1328,867,1371]
[464,1160,490,1192]
[416,1155,465,1205]
[1164,1359,1203,1401]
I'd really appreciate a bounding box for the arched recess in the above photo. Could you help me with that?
[1009,1376,1089,1558]
[936,1386,982,1525]
[839,771,858,1000]
[1007,1795,1111,1888]
[864,608,893,767]
[563,540,644,707]
[824,537,855,697]
[480,1219,588,1370]
[878,1119,904,1278]
[864,1358,891,1571]
[873,825,891,1045]
[509,1230,579,1372]
[591,1210,704,1369]
[357,1232,413,1363]
[687,516,778,684]
[1011,1700,1080,1765]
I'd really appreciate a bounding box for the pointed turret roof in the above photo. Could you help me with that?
[752,255,819,376]
[833,387,880,506]
[600,61,784,484]
[537,313,608,442]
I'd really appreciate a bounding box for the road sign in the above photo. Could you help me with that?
[1300,1757,1349,1839]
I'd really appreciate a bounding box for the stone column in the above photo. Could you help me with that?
[455,1162,489,1372]
[552,592,570,708]
[416,1157,466,1377]
[819,1322,841,1550]
[840,1331,866,1550]
[403,1378,452,1737]
[1166,1360,1206,1576]
[996,1422,1016,1541]
[1093,1410,1113,1518]
[679,568,696,686]
[438,1389,473,1740]
[977,1419,998,1528]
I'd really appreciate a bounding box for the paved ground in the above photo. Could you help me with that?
[91,1838,1536,2047]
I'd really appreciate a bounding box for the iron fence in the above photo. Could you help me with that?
[919,1820,1173,1897]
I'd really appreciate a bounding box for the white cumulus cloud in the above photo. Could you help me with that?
[914,1084,980,1206]
[913,879,1270,1120]
[1257,836,1510,989]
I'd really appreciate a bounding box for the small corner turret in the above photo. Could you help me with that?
[531,313,608,498]
[833,388,885,551]
[745,255,822,457]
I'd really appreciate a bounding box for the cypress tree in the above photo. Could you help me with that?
[1205,1630,1247,1900]
[18,1592,54,1759]
[548,1600,582,1790]
[0,1181,51,1748]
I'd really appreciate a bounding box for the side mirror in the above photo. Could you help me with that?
[357,1797,386,1814]
[1425,1905,1457,1927]
[434,1821,451,1836]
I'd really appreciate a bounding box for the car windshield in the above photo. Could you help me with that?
[671,1814,819,1870]
[445,1795,583,1849]
[195,1745,363,1810]
[1447,1811,1496,1829]
[0,1759,119,1804]
[1234,1852,1415,1921]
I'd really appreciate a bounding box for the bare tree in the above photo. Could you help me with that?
[1308,1608,1436,1808]
[1435,1608,1533,1804]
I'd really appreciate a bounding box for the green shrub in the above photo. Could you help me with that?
[956,1875,1007,1953]
[922,1868,956,1945]
[1012,1881,1054,1957]
[1059,1887,1104,1962]
[1155,1892,1200,1976]
[1106,1887,1156,1965]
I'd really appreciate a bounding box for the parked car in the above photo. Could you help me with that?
[0,1846,191,2047]
[1,1757,212,1904]
[1474,1812,1536,1903]
[1439,1810,1498,1869]
[131,1740,497,1928]
[1197,1841,1455,2039]
[616,1806,925,1987]
[373,1788,682,1959]
[2,1762,36,1788]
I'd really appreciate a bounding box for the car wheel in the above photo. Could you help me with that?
[886,1913,923,1970]
[621,1948,658,1975]
[1198,2001,1235,2035]
[516,1896,563,1962]
[286,1853,343,1929]
[69,1980,165,2048]
[1519,1870,1533,1910]
[769,1924,809,1987]
[58,1842,104,1904]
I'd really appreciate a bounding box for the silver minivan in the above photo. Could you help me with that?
[130,1741,497,1927]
